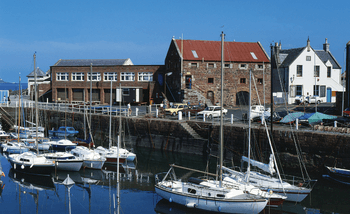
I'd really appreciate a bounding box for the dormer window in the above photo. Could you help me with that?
[240,64,247,69]
[207,63,215,68]
[190,63,198,68]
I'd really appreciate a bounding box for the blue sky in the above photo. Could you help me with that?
[0,0,349,83]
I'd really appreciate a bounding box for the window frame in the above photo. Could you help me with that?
[240,78,246,84]
[313,85,320,96]
[104,72,118,81]
[138,72,153,81]
[121,72,135,81]
[71,72,85,81]
[297,65,303,77]
[56,72,69,81]
[327,66,331,78]
[314,65,320,77]
[208,78,214,84]
[87,72,101,81]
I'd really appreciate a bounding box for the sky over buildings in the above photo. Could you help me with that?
[0,0,349,83]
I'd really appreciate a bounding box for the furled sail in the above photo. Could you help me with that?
[242,154,276,175]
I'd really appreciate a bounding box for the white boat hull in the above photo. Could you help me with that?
[155,185,267,214]
[55,160,83,172]
[83,160,105,170]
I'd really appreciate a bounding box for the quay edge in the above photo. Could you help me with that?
[1,107,349,174]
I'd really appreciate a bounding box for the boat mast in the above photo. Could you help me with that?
[109,79,112,149]
[116,82,121,214]
[17,74,21,144]
[219,31,224,187]
[34,52,39,154]
[90,63,92,140]
[246,69,252,182]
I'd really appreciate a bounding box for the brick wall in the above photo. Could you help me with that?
[50,65,164,104]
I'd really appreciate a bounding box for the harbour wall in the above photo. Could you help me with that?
[2,107,349,173]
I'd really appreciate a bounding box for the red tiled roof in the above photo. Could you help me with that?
[175,39,270,63]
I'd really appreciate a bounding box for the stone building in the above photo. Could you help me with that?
[164,38,271,106]
[50,59,164,104]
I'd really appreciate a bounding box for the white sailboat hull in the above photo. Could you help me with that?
[155,184,267,214]
[55,160,83,172]
[82,160,105,170]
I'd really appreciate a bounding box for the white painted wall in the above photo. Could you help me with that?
[287,48,343,104]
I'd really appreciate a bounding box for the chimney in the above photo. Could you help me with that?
[279,41,282,50]
[307,37,310,52]
[323,38,330,52]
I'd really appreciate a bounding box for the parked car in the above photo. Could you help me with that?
[242,105,270,121]
[182,105,205,116]
[197,106,228,119]
[165,103,189,116]
[305,96,321,104]
[295,95,305,104]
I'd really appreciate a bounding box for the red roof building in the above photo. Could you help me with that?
[164,38,271,107]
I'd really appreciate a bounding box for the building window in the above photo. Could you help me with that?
[138,72,153,81]
[208,63,215,68]
[240,64,247,69]
[240,78,246,84]
[72,73,84,81]
[327,66,331,78]
[296,85,303,96]
[123,88,130,96]
[297,65,303,77]
[57,72,69,81]
[314,66,320,77]
[121,72,135,81]
[313,85,319,96]
[224,64,231,68]
[257,64,264,69]
[320,85,326,97]
[104,72,118,81]
[208,78,214,84]
[88,72,101,81]
[190,63,198,68]
[306,56,311,61]
[257,78,263,84]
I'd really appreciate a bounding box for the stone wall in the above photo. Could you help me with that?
[3,107,350,173]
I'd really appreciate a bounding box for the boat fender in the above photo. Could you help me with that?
[21,165,24,169]
[169,197,172,203]
[14,164,16,169]
[186,202,197,208]
[218,206,222,212]
[30,164,34,168]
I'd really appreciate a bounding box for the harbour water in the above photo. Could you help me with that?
[0,146,349,214]
[0,82,28,91]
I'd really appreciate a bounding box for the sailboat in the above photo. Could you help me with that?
[223,68,315,203]
[95,82,136,164]
[8,53,55,175]
[221,69,286,206]
[155,32,268,214]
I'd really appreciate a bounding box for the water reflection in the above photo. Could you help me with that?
[0,148,350,213]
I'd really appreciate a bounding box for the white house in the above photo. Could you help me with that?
[271,38,343,104]
[26,67,51,98]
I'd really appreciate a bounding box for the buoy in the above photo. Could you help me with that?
[169,197,172,203]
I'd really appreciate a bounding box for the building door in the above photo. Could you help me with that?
[72,89,84,101]
[104,89,116,104]
[327,88,332,102]
[186,75,192,89]
[236,91,249,106]
[57,88,68,102]
[207,91,214,105]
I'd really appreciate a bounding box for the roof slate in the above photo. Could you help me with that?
[315,50,341,69]
[279,47,305,67]
[174,39,270,63]
[27,67,46,77]
[53,59,131,66]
